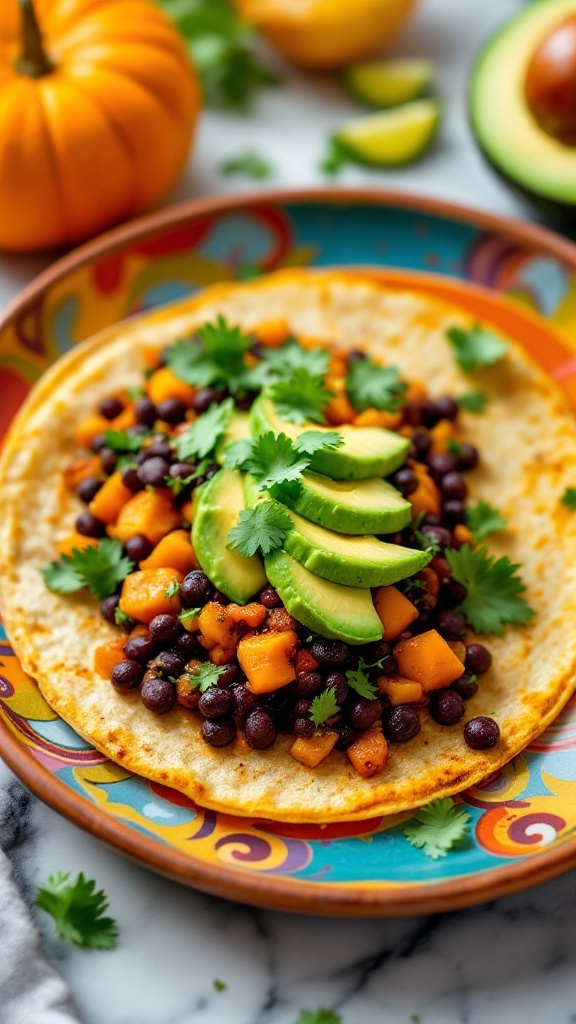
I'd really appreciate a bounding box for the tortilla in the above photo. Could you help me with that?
[2,268,576,823]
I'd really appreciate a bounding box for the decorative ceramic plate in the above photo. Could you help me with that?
[3,189,576,916]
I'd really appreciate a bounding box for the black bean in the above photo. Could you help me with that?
[294,698,313,718]
[212,589,229,605]
[76,512,107,538]
[442,499,467,525]
[124,635,158,665]
[347,348,366,362]
[137,457,170,488]
[169,462,196,480]
[427,452,459,478]
[430,688,465,725]
[231,684,259,717]
[141,676,176,714]
[152,651,186,679]
[111,659,143,691]
[294,672,324,698]
[435,609,467,639]
[325,672,349,705]
[204,463,220,481]
[173,632,201,661]
[335,724,362,750]
[100,595,120,623]
[464,716,500,750]
[149,614,181,642]
[193,388,226,414]
[423,513,442,527]
[349,698,382,731]
[260,585,282,609]
[245,709,276,749]
[180,570,214,607]
[100,447,117,475]
[91,432,107,453]
[441,578,467,606]
[202,718,237,747]
[124,534,153,562]
[292,717,314,739]
[121,466,142,493]
[198,687,234,719]
[451,672,479,701]
[134,396,157,426]
[77,476,103,504]
[411,426,431,458]
[434,396,459,422]
[420,524,452,549]
[98,396,124,420]
[457,443,479,471]
[384,705,421,742]
[440,472,467,501]
[139,441,173,464]
[156,398,187,424]
[216,664,242,688]
[465,643,492,675]
[393,467,418,496]
[310,639,349,667]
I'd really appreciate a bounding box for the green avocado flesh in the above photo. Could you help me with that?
[285,471,411,534]
[215,410,251,464]
[192,469,266,604]
[470,0,576,208]
[250,393,410,480]
[264,549,384,645]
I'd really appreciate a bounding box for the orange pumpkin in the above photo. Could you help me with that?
[0,0,200,252]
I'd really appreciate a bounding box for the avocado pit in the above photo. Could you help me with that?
[525,15,576,146]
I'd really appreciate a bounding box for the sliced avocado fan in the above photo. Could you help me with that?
[285,470,412,535]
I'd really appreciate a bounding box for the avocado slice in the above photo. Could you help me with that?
[192,468,267,604]
[285,471,412,535]
[215,409,251,464]
[470,0,576,222]
[250,393,410,480]
[264,549,383,645]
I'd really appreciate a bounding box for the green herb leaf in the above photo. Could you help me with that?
[269,370,333,425]
[293,430,343,457]
[166,316,264,396]
[165,581,181,598]
[103,429,148,453]
[446,323,509,374]
[114,607,133,628]
[42,539,135,601]
[345,658,379,700]
[227,501,293,557]
[457,390,489,413]
[213,979,227,992]
[36,872,119,949]
[223,437,256,470]
[240,431,309,494]
[560,486,576,511]
[309,687,340,729]
[347,359,407,414]
[221,149,274,179]
[446,438,463,455]
[186,662,227,693]
[445,543,534,635]
[125,385,146,399]
[165,337,215,389]
[178,606,202,623]
[414,529,441,555]
[403,797,471,860]
[319,137,350,177]
[466,501,508,542]
[261,340,330,379]
[294,1009,342,1024]
[175,398,234,462]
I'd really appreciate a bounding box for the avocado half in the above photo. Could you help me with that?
[470,0,576,226]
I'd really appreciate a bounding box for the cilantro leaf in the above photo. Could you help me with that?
[165,338,215,389]
[42,539,134,601]
[221,150,274,179]
[125,385,146,399]
[175,398,234,461]
[166,316,264,396]
[186,662,227,692]
[36,871,118,949]
[309,687,340,729]
[261,341,330,379]
[165,581,181,598]
[445,543,534,635]
[403,797,471,860]
[293,430,343,456]
[414,529,441,555]
[347,359,407,414]
[446,323,509,374]
[457,390,489,413]
[466,501,508,542]
[213,979,227,992]
[227,501,293,557]
[294,1009,342,1024]
[178,606,202,623]
[114,607,133,628]
[346,658,379,699]
[223,437,255,471]
[103,429,148,453]
[560,487,576,511]
[446,438,462,455]
[269,370,332,425]
[242,431,309,495]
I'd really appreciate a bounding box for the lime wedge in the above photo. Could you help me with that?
[333,98,441,168]
[345,59,436,109]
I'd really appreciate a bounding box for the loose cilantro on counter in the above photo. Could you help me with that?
[221,150,274,179]
[225,429,343,499]
[457,390,489,413]
[309,688,340,729]
[345,658,378,699]
[42,539,134,601]
[560,487,576,511]
[346,359,407,414]
[175,397,235,461]
[403,797,471,859]
[227,501,294,557]
[294,1010,342,1024]
[466,500,508,542]
[213,979,228,992]
[270,368,333,424]
[166,316,267,397]
[261,340,330,379]
[446,323,509,374]
[36,872,118,949]
[445,543,534,635]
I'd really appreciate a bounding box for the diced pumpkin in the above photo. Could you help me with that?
[354,408,403,429]
[453,523,474,547]
[405,379,427,404]
[112,489,181,545]
[409,463,441,518]
[325,392,357,426]
[394,629,465,691]
[377,676,424,705]
[252,317,289,348]
[267,607,298,632]
[89,471,134,525]
[180,499,195,524]
[227,602,268,629]
[347,729,388,778]
[128,623,149,638]
[74,414,110,449]
[180,609,201,633]
[94,638,125,678]
[147,367,196,407]
[209,644,236,665]
[374,585,418,641]
[238,630,298,694]
[429,419,456,455]
[328,351,348,377]
[119,568,183,623]
[417,566,439,611]
[447,640,466,664]
[57,531,99,556]
[290,729,338,768]
[110,404,135,431]
[198,602,237,662]
[63,456,102,490]
[139,529,198,574]
[176,670,200,709]
[141,344,163,369]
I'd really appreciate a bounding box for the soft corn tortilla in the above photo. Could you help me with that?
[2,269,576,823]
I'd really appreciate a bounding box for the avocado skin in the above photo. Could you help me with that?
[283,524,431,588]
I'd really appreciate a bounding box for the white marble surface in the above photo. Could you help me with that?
[3,1,576,1022]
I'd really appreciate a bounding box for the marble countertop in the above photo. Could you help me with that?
[3,1,576,1022]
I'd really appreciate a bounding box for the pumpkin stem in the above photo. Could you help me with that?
[16,0,54,78]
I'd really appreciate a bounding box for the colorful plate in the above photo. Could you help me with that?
[3,189,576,916]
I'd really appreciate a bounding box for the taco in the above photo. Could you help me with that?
[1,269,576,823]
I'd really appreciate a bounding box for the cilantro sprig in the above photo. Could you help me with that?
[446,323,509,374]
[560,487,576,511]
[36,871,119,949]
[261,341,330,379]
[457,390,489,413]
[445,543,534,635]
[227,501,293,558]
[175,397,234,462]
[294,1011,342,1024]
[403,797,472,860]
[103,428,148,453]
[345,658,378,700]
[269,370,333,425]
[309,688,340,729]
[42,539,134,601]
[225,430,343,500]
[185,662,227,692]
[346,359,407,414]
[166,316,267,397]
[466,501,508,542]
[221,150,274,179]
